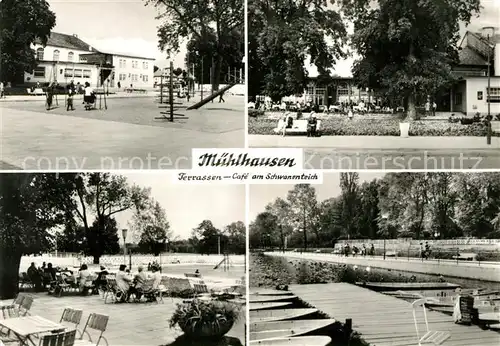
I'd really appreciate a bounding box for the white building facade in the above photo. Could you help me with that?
[24,32,155,89]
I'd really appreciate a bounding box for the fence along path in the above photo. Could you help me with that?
[289,283,500,346]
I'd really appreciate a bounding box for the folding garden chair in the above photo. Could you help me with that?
[39,328,77,346]
[60,308,83,338]
[103,279,126,304]
[74,313,109,346]
[19,273,33,290]
[412,298,451,345]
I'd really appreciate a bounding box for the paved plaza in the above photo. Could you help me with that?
[0,95,244,170]
[249,135,500,169]
[1,292,245,345]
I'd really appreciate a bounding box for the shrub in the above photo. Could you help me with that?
[248,109,264,118]
[169,299,240,338]
[248,116,487,136]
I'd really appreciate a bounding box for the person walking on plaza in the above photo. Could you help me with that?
[219,90,225,103]
[432,101,437,116]
[66,80,75,111]
[425,100,431,116]
[0,81,4,98]
[46,82,55,110]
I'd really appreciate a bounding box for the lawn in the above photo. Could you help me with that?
[248,111,488,137]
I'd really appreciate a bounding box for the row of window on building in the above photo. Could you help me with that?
[36,48,150,70]
[37,48,70,62]
[118,59,149,70]
[118,73,148,82]
[33,66,91,78]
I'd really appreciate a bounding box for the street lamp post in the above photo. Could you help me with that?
[122,229,127,267]
[381,213,389,260]
[482,26,495,145]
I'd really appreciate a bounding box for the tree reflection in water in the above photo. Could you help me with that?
[162,335,243,346]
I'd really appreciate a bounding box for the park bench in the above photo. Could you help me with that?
[273,119,322,136]
[451,252,477,261]
[124,88,147,94]
[26,88,45,96]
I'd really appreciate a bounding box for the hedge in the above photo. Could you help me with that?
[248,117,488,136]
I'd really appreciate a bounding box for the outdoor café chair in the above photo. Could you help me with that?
[74,313,109,346]
[60,308,83,338]
[103,279,127,304]
[1,294,33,319]
[19,273,33,290]
[39,328,77,346]
[412,298,451,345]
[52,275,71,297]
[138,279,163,304]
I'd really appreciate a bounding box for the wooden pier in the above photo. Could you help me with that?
[289,283,500,346]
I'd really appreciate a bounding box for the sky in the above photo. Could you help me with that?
[249,172,386,222]
[108,173,245,241]
[309,0,500,77]
[47,0,187,69]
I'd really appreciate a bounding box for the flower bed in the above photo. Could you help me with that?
[248,116,488,136]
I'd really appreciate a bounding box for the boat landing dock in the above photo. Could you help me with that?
[289,283,500,346]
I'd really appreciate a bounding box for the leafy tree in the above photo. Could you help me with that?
[185,29,244,85]
[224,221,246,254]
[346,0,481,119]
[317,197,344,245]
[192,220,223,254]
[455,173,500,238]
[339,173,360,238]
[128,198,172,255]
[85,216,120,259]
[248,0,347,101]
[0,173,75,299]
[357,180,381,239]
[378,173,429,239]
[265,198,294,251]
[145,0,243,92]
[249,212,279,249]
[68,173,150,264]
[286,184,318,251]
[0,0,56,84]
[427,173,459,239]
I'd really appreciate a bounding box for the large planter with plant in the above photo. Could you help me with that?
[399,121,410,137]
[170,299,240,339]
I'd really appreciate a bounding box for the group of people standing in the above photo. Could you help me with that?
[44,80,95,111]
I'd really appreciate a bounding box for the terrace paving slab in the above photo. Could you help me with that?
[0,292,245,346]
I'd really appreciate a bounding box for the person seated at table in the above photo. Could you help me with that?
[130,266,148,300]
[76,264,92,295]
[116,265,132,302]
[94,266,109,292]
[145,265,162,302]
[307,115,318,137]
[27,262,43,292]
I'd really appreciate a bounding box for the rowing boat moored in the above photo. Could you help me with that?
[250,319,337,340]
[250,308,319,323]
[250,302,294,311]
[250,336,332,346]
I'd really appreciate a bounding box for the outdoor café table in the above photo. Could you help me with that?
[0,315,65,346]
